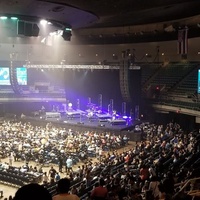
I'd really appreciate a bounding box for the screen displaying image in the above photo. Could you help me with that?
[17,67,27,85]
[0,67,27,85]
[0,67,10,85]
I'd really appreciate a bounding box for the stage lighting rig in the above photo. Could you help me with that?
[62,27,72,41]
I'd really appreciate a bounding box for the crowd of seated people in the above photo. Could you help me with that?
[1,120,200,200]
[0,120,128,166]
[0,120,128,197]
[43,122,200,200]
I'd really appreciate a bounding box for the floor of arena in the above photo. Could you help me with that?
[0,141,135,198]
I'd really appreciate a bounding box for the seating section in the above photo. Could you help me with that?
[141,62,200,111]
[152,99,200,111]
[145,63,196,92]
[44,123,200,199]
[0,167,42,187]
[1,121,200,199]
[141,64,160,85]
[172,68,198,96]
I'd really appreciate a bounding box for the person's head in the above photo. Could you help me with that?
[57,178,71,193]
[94,182,99,187]
[13,183,52,200]
[99,178,105,186]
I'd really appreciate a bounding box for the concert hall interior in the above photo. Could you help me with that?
[1,1,200,200]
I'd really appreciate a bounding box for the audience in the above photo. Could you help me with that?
[0,120,200,200]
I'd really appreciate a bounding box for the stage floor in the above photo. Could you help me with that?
[45,115,138,132]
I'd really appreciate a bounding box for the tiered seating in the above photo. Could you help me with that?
[172,68,198,96]
[76,125,200,199]
[153,99,200,111]
[141,64,160,85]
[0,166,42,187]
[148,63,195,92]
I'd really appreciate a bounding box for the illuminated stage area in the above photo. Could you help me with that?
[62,101,129,125]
[19,100,143,141]
[38,103,134,132]
[24,114,142,142]
[0,57,142,142]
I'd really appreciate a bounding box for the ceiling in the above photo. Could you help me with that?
[1,0,200,44]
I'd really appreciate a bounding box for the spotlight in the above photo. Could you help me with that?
[0,16,7,20]
[40,19,48,25]
[11,17,18,20]
[68,103,72,107]
[62,28,72,41]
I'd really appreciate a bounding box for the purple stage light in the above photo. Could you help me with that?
[68,103,72,107]
[122,116,128,119]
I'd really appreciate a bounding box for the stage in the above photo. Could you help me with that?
[20,111,143,141]
[44,110,133,131]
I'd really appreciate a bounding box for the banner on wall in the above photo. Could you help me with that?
[177,27,188,56]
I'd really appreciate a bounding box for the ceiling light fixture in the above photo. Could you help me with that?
[11,17,18,20]
[40,19,48,25]
[0,16,8,20]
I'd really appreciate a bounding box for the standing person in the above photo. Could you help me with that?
[55,172,61,182]
[58,156,63,173]
[53,178,79,200]
[9,153,14,166]
[43,172,49,185]
[49,166,57,185]
[66,156,73,174]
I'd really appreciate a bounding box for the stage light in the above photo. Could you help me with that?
[40,19,48,25]
[123,116,128,119]
[68,103,72,107]
[65,28,72,31]
[0,16,8,20]
[11,17,18,20]
[62,28,72,41]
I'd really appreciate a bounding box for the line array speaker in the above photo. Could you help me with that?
[17,20,39,37]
